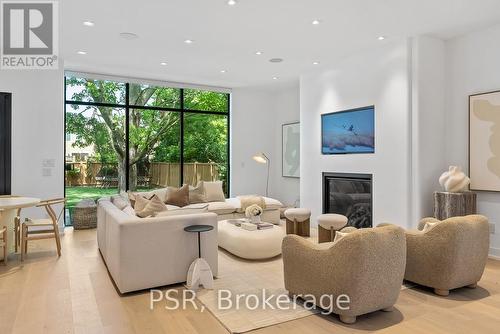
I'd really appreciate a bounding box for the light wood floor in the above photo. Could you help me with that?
[1,229,499,334]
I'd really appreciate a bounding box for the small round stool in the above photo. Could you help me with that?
[284,208,311,237]
[317,214,348,243]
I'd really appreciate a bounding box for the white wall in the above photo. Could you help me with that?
[300,41,412,227]
[411,36,447,223]
[231,83,300,205]
[270,84,300,207]
[446,24,500,257]
[0,68,65,224]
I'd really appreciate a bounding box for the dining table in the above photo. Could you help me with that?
[0,197,41,254]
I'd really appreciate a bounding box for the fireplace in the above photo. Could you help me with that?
[322,172,373,228]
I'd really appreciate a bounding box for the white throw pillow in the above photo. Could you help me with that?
[333,231,348,244]
[154,204,209,217]
[203,181,226,202]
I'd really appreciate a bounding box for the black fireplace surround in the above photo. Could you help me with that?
[322,172,373,228]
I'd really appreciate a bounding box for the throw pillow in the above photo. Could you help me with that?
[203,181,226,202]
[122,205,136,216]
[134,195,150,213]
[189,182,207,204]
[136,194,167,218]
[155,204,209,217]
[333,231,348,244]
[423,221,439,233]
[128,188,168,208]
[165,184,190,207]
[111,195,129,210]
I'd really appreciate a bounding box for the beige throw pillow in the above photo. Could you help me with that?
[165,184,190,207]
[136,194,167,218]
[333,231,348,244]
[422,221,439,233]
[203,181,226,202]
[189,182,207,204]
[134,195,150,213]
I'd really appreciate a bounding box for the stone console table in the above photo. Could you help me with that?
[433,191,477,220]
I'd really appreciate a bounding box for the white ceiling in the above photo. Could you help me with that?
[62,0,500,88]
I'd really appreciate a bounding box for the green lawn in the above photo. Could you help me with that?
[65,187,119,208]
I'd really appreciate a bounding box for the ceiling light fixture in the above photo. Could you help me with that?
[227,0,237,5]
[160,62,167,66]
[184,39,194,44]
[378,36,386,40]
[77,51,87,55]
[312,19,321,25]
[220,69,227,73]
[255,51,263,55]
[120,32,139,40]
[313,61,320,65]
[83,21,94,27]
[272,76,279,80]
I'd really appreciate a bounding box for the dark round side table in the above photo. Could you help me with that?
[184,225,214,258]
[184,224,215,290]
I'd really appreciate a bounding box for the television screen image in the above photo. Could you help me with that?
[321,106,375,154]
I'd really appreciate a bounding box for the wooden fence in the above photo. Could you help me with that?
[65,162,221,187]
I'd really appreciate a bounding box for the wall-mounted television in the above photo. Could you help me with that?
[321,106,375,154]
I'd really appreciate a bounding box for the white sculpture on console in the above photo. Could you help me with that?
[439,166,470,192]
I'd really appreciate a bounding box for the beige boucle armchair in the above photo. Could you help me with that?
[282,225,406,324]
[405,215,490,296]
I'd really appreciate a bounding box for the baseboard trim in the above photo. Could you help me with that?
[489,247,500,261]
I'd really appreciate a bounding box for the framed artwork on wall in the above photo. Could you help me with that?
[469,90,500,191]
[321,106,375,154]
[282,122,300,178]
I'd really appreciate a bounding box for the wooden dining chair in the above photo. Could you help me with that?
[21,198,66,261]
[1,223,6,265]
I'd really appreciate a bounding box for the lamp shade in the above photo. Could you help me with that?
[252,153,268,164]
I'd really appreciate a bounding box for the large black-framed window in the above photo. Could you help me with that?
[64,75,230,218]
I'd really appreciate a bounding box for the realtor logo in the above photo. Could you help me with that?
[1,1,58,69]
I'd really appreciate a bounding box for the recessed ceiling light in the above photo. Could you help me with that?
[184,39,194,44]
[160,62,167,66]
[220,69,227,73]
[255,51,263,55]
[378,36,386,40]
[77,51,87,55]
[227,0,237,5]
[312,19,321,25]
[83,21,94,27]
[269,58,283,63]
[313,61,320,65]
[272,76,279,80]
[120,32,139,40]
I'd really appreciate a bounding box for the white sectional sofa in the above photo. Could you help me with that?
[97,198,219,293]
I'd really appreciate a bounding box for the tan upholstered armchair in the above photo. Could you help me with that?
[282,225,406,324]
[405,215,490,296]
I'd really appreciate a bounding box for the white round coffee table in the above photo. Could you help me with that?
[218,220,285,260]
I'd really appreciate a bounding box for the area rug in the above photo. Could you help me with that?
[194,248,318,334]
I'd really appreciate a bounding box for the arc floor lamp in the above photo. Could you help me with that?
[252,152,270,197]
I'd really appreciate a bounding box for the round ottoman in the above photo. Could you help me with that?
[284,208,311,237]
[317,214,348,243]
[218,220,285,260]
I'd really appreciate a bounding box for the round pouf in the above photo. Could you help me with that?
[284,208,311,237]
[218,220,285,260]
[317,214,348,243]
